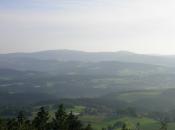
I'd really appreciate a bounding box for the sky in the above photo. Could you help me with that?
[1,0,175,54]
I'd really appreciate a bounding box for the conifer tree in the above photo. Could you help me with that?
[33,107,49,130]
[7,119,17,130]
[121,123,128,130]
[52,104,67,130]
[17,111,26,130]
[66,111,82,130]
[84,124,93,130]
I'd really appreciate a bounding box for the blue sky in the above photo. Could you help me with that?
[1,0,175,54]
[0,0,100,10]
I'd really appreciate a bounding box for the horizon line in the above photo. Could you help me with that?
[1,49,175,56]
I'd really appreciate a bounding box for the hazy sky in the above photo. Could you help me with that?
[1,0,175,54]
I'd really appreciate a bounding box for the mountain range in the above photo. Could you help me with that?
[1,50,175,67]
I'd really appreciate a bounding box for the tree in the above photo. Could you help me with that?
[0,104,94,130]
[52,104,67,130]
[33,107,49,130]
[160,120,168,130]
[16,111,32,130]
[66,111,82,130]
[24,120,33,130]
[7,119,17,130]
[84,124,93,130]
[0,117,6,130]
[17,111,26,129]
[135,122,140,130]
[121,123,128,130]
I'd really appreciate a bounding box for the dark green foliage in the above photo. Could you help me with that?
[66,111,82,130]
[33,107,49,130]
[135,122,140,130]
[52,104,67,130]
[0,117,6,130]
[84,124,93,130]
[7,119,17,130]
[121,123,128,130]
[159,120,168,130]
[0,105,93,130]
[17,111,25,125]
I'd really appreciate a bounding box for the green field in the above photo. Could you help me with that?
[116,90,162,103]
[30,89,175,130]
[80,115,175,130]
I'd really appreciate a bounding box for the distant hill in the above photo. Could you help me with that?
[1,50,175,66]
[0,57,171,75]
[0,50,175,74]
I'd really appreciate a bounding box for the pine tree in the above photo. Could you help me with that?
[136,122,140,130]
[84,124,93,130]
[66,111,82,130]
[17,111,26,130]
[52,104,67,130]
[0,117,5,130]
[0,104,95,130]
[16,111,32,130]
[121,123,128,130]
[160,120,168,130]
[33,107,49,130]
[7,119,18,130]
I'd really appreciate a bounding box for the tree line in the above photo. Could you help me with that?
[0,104,169,130]
[0,104,93,130]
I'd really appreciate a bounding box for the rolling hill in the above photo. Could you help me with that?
[1,50,175,106]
